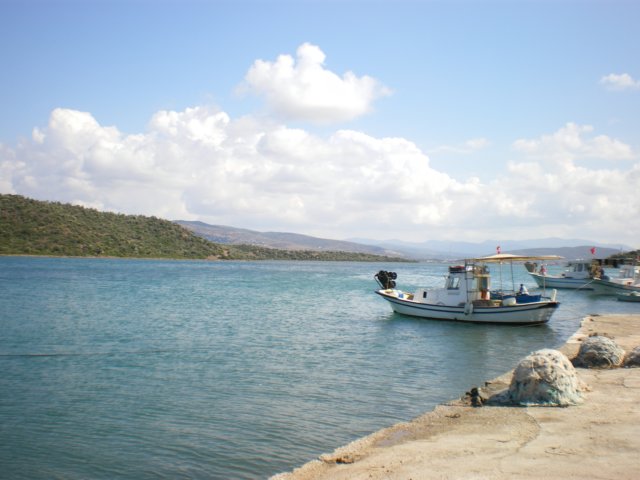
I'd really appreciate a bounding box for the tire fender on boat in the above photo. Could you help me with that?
[551,289,557,302]
[464,302,474,316]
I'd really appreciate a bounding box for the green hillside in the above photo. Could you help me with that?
[0,194,231,259]
[0,194,409,262]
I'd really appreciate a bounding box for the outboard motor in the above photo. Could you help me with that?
[375,270,397,289]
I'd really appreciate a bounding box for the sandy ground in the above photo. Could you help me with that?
[273,314,640,480]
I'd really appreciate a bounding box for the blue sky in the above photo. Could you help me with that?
[1,0,639,247]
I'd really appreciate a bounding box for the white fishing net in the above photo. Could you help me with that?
[573,335,625,369]
[507,349,585,407]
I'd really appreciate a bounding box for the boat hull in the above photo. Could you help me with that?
[375,290,558,325]
[591,279,640,296]
[528,272,593,290]
[617,293,640,302]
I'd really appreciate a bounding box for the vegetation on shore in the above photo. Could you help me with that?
[225,243,409,262]
[0,194,409,262]
[608,250,640,262]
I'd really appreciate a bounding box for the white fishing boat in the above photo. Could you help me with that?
[374,254,560,325]
[591,264,640,296]
[524,260,595,290]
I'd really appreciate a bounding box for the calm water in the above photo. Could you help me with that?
[1,257,637,479]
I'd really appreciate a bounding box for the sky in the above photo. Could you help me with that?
[1,0,639,248]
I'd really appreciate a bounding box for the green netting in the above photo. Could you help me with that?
[508,349,585,407]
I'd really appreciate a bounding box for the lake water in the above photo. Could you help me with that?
[1,257,637,479]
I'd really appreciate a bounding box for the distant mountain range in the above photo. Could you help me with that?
[347,237,631,260]
[176,221,630,260]
[175,221,405,257]
[8,192,622,262]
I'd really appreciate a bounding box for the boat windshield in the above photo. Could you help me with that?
[446,276,461,290]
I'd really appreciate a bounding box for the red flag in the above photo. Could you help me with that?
[496,245,501,254]
[590,247,596,255]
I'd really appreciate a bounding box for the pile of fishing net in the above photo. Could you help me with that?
[572,335,626,369]
[506,349,585,407]
[623,346,640,367]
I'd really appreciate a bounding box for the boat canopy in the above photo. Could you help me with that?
[469,254,564,263]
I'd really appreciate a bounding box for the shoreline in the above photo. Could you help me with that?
[273,314,640,479]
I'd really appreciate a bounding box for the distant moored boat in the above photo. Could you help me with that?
[617,292,640,302]
[592,264,640,296]
[524,260,596,290]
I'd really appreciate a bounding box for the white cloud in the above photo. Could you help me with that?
[150,107,230,146]
[429,137,491,155]
[240,43,391,124]
[502,125,639,244]
[600,73,640,91]
[1,108,639,246]
[512,122,634,168]
[0,106,486,237]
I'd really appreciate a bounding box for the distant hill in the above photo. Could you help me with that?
[0,194,230,259]
[5,193,626,263]
[507,246,623,260]
[176,221,405,257]
[348,237,631,260]
[177,221,631,261]
[0,195,408,262]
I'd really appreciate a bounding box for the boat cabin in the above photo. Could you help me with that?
[613,265,640,284]
[562,261,598,278]
[413,265,491,306]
